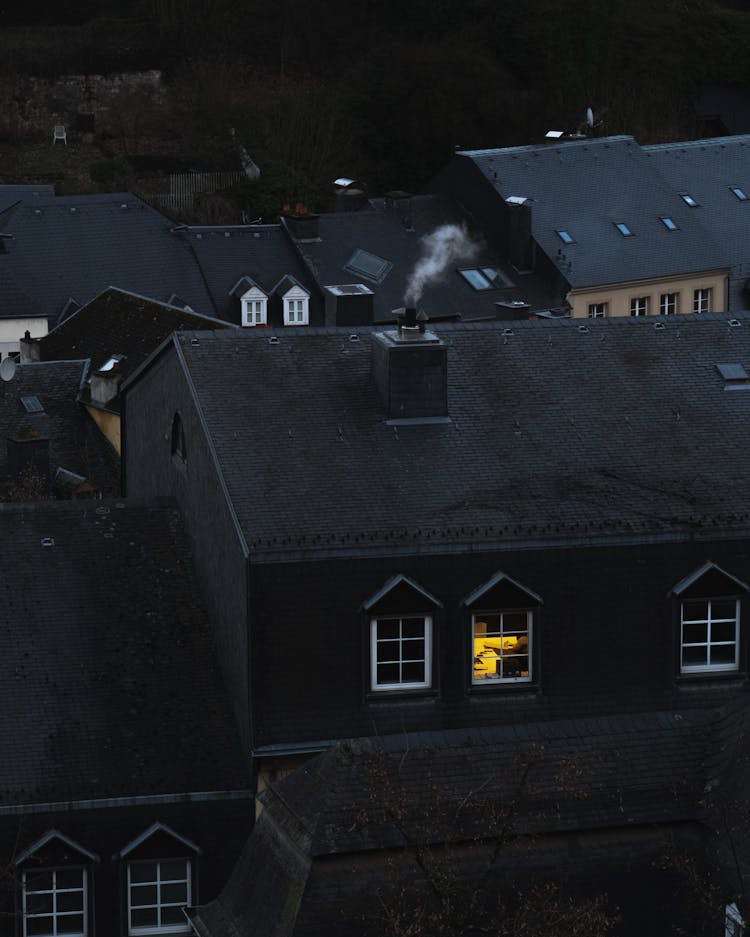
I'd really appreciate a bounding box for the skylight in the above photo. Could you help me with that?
[344,249,392,284]
[731,186,749,201]
[556,230,574,244]
[21,395,44,414]
[660,216,678,231]
[680,193,699,207]
[458,267,514,290]
[614,222,633,237]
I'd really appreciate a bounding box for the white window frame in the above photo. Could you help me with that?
[660,292,679,315]
[630,296,649,317]
[283,293,309,326]
[694,287,712,313]
[241,298,267,327]
[680,597,739,674]
[472,609,532,684]
[370,615,432,692]
[588,302,607,319]
[127,859,191,936]
[23,867,87,937]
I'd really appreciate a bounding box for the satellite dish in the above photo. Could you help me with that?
[0,357,17,382]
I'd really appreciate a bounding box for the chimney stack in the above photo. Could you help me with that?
[19,330,41,363]
[372,311,448,420]
[90,365,121,406]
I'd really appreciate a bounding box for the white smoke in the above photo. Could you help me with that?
[404,223,479,307]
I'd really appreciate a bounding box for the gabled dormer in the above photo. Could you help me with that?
[272,275,310,326]
[229,276,268,327]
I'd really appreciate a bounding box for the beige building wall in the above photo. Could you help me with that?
[84,405,121,454]
[568,269,730,319]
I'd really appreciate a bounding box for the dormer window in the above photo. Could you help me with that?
[362,575,441,694]
[239,288,268,327]
[284,297,308,325]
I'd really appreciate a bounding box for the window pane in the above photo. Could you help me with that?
[503,612,528,631]
[683,623,707,645]
[376,662,399,684]
[130,863,157,884]
[401,661,425,683]
[26,872,54,892]
[26,917,53,937]
[376,619,399,640]
[57,914,84,934]
[711,644,736,665]
[26,894,54,915]
[402,617,425,639]
[131,908,158,928]
[160,858,187,880]
[161,883,188,904]
[57,892,84,913]
[683,601,708,622]
[55,870,83,891]
[161,907,187,926]
[131,884,158,907]
[712,621,736,644]
[712,599,737,620]
[376,641,400,663]
[683,646,707,667]
[459,268,491,290]
[401,639,425,661]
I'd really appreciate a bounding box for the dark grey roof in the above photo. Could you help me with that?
[37,287,230,413]
[0,184,55,213]
[0,193,215,324]
[176,225,320,324]
[460,136,729,289]
[0,498,248,803]
[166,312,750,556]
[288,195,556,322]
[645,135,750,310]
[0,360,119,494]
[0,268,45,319]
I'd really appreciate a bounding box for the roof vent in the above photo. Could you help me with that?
[40,537,54,548]
[577,324,589,333]
[654,321,666,330]
[269,336,280,345]
[729,319,742,328]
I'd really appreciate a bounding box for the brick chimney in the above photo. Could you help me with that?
[372,309,448,420]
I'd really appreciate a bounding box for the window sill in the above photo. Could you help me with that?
[675,670,746,688]
[468,681,540,696]
[366,688,439,704]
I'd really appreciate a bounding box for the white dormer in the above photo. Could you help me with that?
[282,283,310,326]
[241,286,268,327]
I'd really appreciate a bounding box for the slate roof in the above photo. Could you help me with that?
[0,360,119,494]
[164,312,750,557]
[0,498,249,804]
[0,184,55,213]
[0,268,45,320]
[287,194,556,322]
[0,192,215,325]
[458,136,729,290]
[645,135,750,310]
[37,287,231,413]
[176,224,320,324]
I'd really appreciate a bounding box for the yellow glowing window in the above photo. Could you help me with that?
[472,610,531,683]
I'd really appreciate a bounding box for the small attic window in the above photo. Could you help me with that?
[680,193,699,207]
[614,222,633,237]
[21,395,44,414]
[459,267,513,290]
[556,230,574,244]
[344,249,392,284]
[731,186,749,201]
[717,363,750,389]
[660,216,678,230]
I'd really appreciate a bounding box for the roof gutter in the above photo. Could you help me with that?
[0,788,254,817]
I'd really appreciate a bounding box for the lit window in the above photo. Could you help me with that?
[660,292,679,315]
[472,610,531,683]
[284,296,309,326]
[23,868,87,937]
[660,216,678,230]
[681,598,739,673]
[588,302,607,318]
[458,267,513,290]
[556,230,574,244]
[630,296,649,316]
[127,860,191,935]
[731,187,748,201]
[694,287,712,313]
[370,616,431,691]
[614,222,633,236]
[680,193,699,207]
[241,298,267,327]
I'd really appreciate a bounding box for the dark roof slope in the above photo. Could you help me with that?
[0,498,248,804]
[168,312,750,556]
[177,225,320,324]
[38,287,230,408]
[0,268,45,319]
[459,136,728,289]
[0,184,55,213]
[645,135,750,310]
[0,193,214,324]
[288,194,555,321]
[0,360,119,494]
